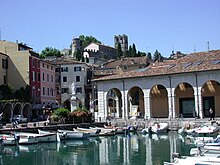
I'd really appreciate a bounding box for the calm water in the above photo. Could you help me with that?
[0,132,194,165]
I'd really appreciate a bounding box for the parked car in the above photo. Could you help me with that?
[12,115,28,123]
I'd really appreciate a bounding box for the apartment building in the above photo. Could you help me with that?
[0,52,8,85]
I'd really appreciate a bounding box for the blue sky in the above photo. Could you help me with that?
[1,0,220,57]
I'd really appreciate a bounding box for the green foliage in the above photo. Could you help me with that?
[147,52,152,60]
[132,43,137,57]
[0,84,14,100]
[116,43,123,59]
[79,35,101,48]
[74,50,82,61]
[153,50,163,62]
[40,47,62,58]
[69,107,89,117]
[53,107,70,118]
[14,85,30,102]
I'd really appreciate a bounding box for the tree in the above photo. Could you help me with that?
[147,52,152,60]
[116,43,123,59]
[0,84,14,100]
[128,45,132,57]
[153,50,163,62]
[14,85,30,102]
[40,47,62,58]
[132,43,137,57]
[79,35,101,48]
[74,50,82,61]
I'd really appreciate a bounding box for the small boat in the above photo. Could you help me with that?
[57,129,90,140]
[16,131,57,144]
[104,125,130,134]
[141,122,168,134]
[164,152,220,165]
[0,134,18,146]
[38,129,60,142]
[74,127,101,137]
[89,127,115,136]
[194,124,219,135]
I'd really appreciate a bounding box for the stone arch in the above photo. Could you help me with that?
[2,102,12,122]
[23,103,31,120]
[127,86,144,118]
[175,82,194,117]
[106,88,122,118]
[201,80,220,117]
[150,84,168,118]
[13,102,22,115]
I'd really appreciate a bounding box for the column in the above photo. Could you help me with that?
[167,89,173,119]
[115,97,120,118]
[194,87,199,118]
[197,87,203,119]
[121,90,128,119]
[143,89,151,119]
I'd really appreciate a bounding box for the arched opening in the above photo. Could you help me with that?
[107,88,122,118]
[201,80,220,118]
[13,103,22,115]
[127,86,144,118]
[2,103,12,123]
[175,82,194,118]
[23,103,31,120]
[150,84,168,118]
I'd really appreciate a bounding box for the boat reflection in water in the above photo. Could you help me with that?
[0,132,193,165]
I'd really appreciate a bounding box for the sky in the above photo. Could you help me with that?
[1,0,220,57]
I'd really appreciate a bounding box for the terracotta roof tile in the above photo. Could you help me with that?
[95,50,220,81]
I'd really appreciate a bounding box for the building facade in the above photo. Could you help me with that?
[95,50,220,121]
[0,52,8,85]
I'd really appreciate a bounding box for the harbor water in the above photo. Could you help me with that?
[0,132,194,165]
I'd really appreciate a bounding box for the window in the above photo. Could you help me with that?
[55,68,60,72]
[63,76,67,82]
[42,72,45,81]
[43,87,45,95]
[3,75,7,84]
[61,67,68,72]
[38,73,40,81]
[42,63,45,68]
[61,88,69,94]
[76,87,82,93]
[47,88,50,96]
[47,65,49,69]
[76,76,80,82]
[2,59,8,69]
[32,59,35,68]
[51,66,53,70]
[74,66,81,72]
[32,71,35,81]
[56,87,60,95]
[51,88,53,96]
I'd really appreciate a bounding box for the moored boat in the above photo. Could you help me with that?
[141,122,168,134]
[57,129,90,140]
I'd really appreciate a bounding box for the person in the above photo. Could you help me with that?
[209,108,215,120]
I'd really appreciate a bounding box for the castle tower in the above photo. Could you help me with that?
[114,34,128,53]
[71,37,81,58]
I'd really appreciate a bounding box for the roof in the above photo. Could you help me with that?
[102,56,149,68]
[95,50,220,81]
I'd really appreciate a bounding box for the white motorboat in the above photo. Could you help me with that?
[194,125,219,135]
[141,122,168,134]
[164,153,220,165]
[89,127,115,136]
[17,131,57,144]
[74,127,101,137]
[38,129,60,142]
[0,134,18,146]
[57,129,90,140]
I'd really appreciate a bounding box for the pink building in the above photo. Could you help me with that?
[40,60,56,105]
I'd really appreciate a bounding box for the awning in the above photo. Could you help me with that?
[31,104,46,110]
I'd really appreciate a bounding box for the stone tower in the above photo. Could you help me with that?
[71,37,81,58]
[114,34,128,53]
